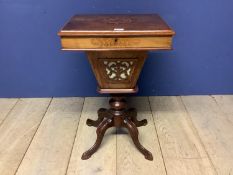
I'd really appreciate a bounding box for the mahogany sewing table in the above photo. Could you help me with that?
[58,14,175,161]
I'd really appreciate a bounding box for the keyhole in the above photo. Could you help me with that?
[114,38,118,43]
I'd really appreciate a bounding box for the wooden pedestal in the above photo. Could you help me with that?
[82,95,153,161]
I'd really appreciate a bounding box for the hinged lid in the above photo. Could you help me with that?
[58,14,175,37]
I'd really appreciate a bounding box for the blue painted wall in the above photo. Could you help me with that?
[1,0,233,97]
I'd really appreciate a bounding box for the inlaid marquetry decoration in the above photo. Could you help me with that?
[87,51,147,89]
[103,16,133,25]
[91,38,140,47]
[103,59,135,81]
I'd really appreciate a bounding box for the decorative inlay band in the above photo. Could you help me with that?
[91,38,140,47]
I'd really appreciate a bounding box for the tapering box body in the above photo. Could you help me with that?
[87,51,147,89]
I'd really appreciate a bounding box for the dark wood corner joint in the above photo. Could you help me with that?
[58,14,175,161]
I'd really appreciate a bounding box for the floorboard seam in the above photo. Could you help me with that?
[0,98,19,128]
[65,97,85,175]
[148,97,168,175]
[13,98,53,175]
[179,96,218,175]
[211,95,233,127]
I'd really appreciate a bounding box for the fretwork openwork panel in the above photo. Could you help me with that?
[87,51,147,89]
[102,58,136,81]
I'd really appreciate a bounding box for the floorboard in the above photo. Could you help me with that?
[149,96,216,175]
[15,98,84,175]
[0,98,51,175]
[0,98,18,125]
[213,95,233,125]
[182,95,233,175]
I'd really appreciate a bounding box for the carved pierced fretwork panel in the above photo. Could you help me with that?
[87,51,147,89]
[102,59,136,81]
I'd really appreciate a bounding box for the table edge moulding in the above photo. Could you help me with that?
[58,14,175,161]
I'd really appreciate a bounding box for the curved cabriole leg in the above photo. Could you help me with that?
[127,108,148,127]
[86,108,109,127]
[82,118,114,160]
[123,118,153,161]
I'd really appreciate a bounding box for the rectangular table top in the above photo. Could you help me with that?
[58,14,175,37]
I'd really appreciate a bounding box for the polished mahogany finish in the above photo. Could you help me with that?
[58,14,174,51]
[87,51,147,89]
[58,14,175,161]
[58,14,174,36]
[82,95,153,161]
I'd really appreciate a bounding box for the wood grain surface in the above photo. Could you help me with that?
[58,14,175,37]
[150,96,216,175]
[182,96,233,175]
[0,96,232,175]
[60,36,172,50]
[0,98,51,175]
[16,98,84,175]
[58,14,174,51]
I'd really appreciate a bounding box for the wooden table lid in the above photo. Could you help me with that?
[58,14,175,37]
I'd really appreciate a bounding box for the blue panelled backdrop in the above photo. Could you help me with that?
[0,0,233,97]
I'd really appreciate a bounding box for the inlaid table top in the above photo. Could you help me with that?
[58,14,175,51]
[58,14,175,36]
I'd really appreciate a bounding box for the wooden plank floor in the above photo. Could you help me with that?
[0,96,232,175]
